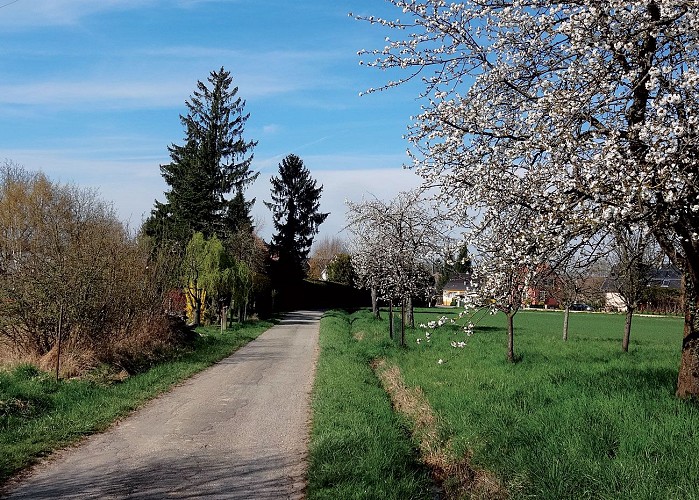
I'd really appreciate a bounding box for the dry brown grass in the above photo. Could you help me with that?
[102,315,195,375]
[0,315,195,380]
[371,358,507,500]
[37,345,97,379]
[0,340,39,372]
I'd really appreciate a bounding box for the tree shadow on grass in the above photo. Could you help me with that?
[473,326,502,333]
[544,364,679,396]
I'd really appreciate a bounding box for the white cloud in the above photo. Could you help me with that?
[1,146,423,242]
[249,166,423,243]
[262,124,281,135]
[0,45,352,111]
[0,80,189,109]
[0,0,157,29]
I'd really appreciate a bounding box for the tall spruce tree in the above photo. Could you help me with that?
[144,67,257,245]
[265,154,328,284]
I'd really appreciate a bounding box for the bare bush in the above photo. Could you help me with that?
[0,162,181,375]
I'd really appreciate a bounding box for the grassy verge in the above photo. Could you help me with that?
[0,319,272,486]
[307,310,434,499]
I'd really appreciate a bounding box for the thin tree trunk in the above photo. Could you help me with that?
[562,306,570,341]
[622,306,634,352]
[371,287,381,320]
[55,303,63,382]
[406,297,414,328]
[677,273,699,397]
[194,293,201,326]
[507,312,515,363]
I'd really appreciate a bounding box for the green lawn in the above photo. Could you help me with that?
[311,307,699,499]
[0,320,272,486]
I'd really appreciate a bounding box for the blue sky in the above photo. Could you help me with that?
[0,0,425,242]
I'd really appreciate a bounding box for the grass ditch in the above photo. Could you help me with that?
[371,358,505,499]
[0,319,272,487]
[307,309,434,499]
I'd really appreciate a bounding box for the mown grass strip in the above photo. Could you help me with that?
[372,358,505,499]
[0,320,272,487]
[307,309,433,499]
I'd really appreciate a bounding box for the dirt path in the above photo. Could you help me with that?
[3,310,322,499]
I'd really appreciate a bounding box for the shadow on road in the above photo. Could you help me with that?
[276,310,324,326]
[4,449,303,499]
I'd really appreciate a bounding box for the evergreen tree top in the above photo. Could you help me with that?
[144,67,258,246]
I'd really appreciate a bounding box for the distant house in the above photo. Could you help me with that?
[526,270,561,309]
[442,273,475,306]
[602,264,683,312]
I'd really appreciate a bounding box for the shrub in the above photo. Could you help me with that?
[0,163,181,376]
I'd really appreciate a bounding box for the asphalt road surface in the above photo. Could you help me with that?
[3,310,322,499]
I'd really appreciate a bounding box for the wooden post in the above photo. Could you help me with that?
[389,299,394,340]
[401,298,406,346]
[55,303,63,382]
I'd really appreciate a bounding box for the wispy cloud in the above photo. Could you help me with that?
[262,124,281,135]
[0,44,353,111]
[0,0,158,29]
[0,80,189,109]
[248,165,423,241]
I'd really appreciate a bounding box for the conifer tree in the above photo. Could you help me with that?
[144,67,257,245]
[264,154,328,284]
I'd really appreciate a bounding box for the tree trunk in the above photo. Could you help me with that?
[562,306,570,341]
[194,291,202,327]
[677,274,699,398]
[507,312,515,363]
[622,306,634,352]
[406,297,414,328]
[371,287,381,320]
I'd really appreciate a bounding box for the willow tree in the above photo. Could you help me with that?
[359,1,699,397]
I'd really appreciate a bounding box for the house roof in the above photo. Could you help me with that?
[443,272,475,292]
[601,264,683,292]
[648,264,682,289]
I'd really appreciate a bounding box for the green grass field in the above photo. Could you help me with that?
[311,307,699,499]
[0,320,272,486]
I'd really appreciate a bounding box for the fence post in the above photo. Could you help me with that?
[401,298,406,346]
[55,303,63,382]
[389,299,394,340]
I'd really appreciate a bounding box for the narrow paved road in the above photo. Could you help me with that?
[3,310,322,499]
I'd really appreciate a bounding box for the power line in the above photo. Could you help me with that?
[0,0,21,9]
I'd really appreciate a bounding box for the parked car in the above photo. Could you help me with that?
[570,303,594,312]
